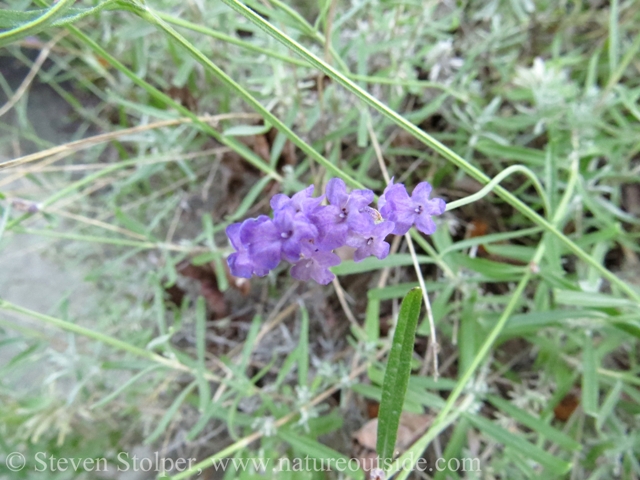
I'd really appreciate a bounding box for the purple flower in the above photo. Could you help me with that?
[242,206,318,264]
[379,180,445,235]
[346,220,395,262]
[226,217,272,278]
[226,176,443,285]
[270,185,323,216]
[313,178,375,250]
[291,250,341,285]
[274,207,319,261]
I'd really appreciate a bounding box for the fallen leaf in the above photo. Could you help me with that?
[176,260,228,318]
[554,392,579,421]
[353,412,432,452]
[167,86,198,112]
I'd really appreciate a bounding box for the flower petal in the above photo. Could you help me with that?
[415,213,437,235]
[411,181,433,203]
[326,178,348,206]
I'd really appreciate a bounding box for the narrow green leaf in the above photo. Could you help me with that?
[91,365,163,409]
[332,254,432,275]
[458,291,477,376]
[202,214,228,292]
[582,332,599,416]
[222,124,271,137]
[475,140,546,165]
[239,315,261,374]
[0,2,116,30]
[278,429,362,479]
[438,227,542,257]
[298,305,309,386]
[364,298,380,342]
[376,288,422,464]
[191,252,217,266]
[434,417,470,480]
[452,254,525,280]
[144,381,197,444]
[115,207,153,238]
[0,0,76,47]
[554,289,635,309]
[195,297,211,413]
[609,0,619,76]
[597,380,622,431]
[465,414,571,474]
[483,244,535,263]
[487,395,581,451]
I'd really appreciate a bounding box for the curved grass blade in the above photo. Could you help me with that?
[376,287,422,465]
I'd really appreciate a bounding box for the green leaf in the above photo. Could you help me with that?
[483,244,536,263]
[332,254,432,275]
[297,305,309,385]
[115,207,153,238]
[195,297,211,413]
[597,380,622,431]
[582,332,599,416]
[277,429,362,479]
[364,298,380,342]
[376,288,422,464]
[222,124,271,137]
[191,252,217,266]
[144,381,197,444]
[202,213,228,291]
[0,0,115,47]
[465,414,572,474]
[486,395,581,451]
[475,140,546,166]
[554,290,636,309]
[0,2,116,30]
[91,365,163,409]
[452,254,525,280]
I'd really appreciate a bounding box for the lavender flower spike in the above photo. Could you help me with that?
[226,177,443,285]
[379,180,446,235]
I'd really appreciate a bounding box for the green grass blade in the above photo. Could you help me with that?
[597,380,622,431]
[298,305,309,386]
[582,332,599,417]
[91,364,164,409]
[465,414,572,474]
[487,395,581,451]
[144,381,197,445]
[195,297,211,413]
[376,287,422,464]
[278,429,361,479]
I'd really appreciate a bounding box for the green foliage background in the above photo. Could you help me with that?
[1,0,640,479]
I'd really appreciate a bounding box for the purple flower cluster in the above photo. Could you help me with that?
[226,178,446,285]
